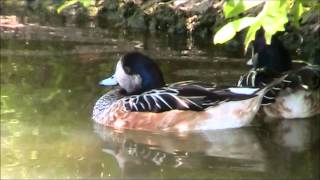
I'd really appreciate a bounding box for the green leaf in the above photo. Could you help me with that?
[260,0,289,44]
[244,22,261,51]
[214,17,256,44]
[263,15,288,44]
[223,0,264,18]
[290,0,306,27]
[300,4,315,24]
[57,0,79,14]
[79,0,95,7]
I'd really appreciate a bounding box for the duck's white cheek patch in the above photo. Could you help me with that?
[115,61,142,93]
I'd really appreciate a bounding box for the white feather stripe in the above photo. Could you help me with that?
[183,98,203,109]
[140,102,146,110]
[128,98,134,109]
[143,95,152,110]
[168,94,190,109]
[245,70,255,86]
[246,72,251,86]
[238,75,244,87]
[262,102,272,106]
[251,71,257,86]
[134,96,139,104]
[202,101,218,106]
[164,87,179,94]
[154,94,173,110]
[228,88,258,95]
[132,102,138,111]
[301,84,309,89]
[283,79,292,83]
[150,95,162,109]
[179,95,206,99]
[263,95,275,100]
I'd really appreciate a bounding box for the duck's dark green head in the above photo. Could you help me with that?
[100,52,165,95]
[248,28,292,73]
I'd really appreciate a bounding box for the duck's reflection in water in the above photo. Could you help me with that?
[93,124,268,177]
[263,116,320,153]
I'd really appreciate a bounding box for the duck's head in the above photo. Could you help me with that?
[247,28,292,73]
[99,52,165,95]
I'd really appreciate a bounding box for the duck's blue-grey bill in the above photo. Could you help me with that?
[99,75,118,86]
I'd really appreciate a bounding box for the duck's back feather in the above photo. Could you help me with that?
[121,81,258,113]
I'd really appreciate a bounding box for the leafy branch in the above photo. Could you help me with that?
[213,0,311,51]
[57,0,96,14]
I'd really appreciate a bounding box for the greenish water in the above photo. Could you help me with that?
[1,26,320,179]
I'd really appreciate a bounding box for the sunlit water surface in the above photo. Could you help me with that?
[1,26,319,179]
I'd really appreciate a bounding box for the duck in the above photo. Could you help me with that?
[237,28,320,119]
[92,51,286,132]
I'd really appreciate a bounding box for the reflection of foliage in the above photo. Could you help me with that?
[57,0,94,11]
[0,39,122,178]
[214,0,317,50]
[57,0,101,16]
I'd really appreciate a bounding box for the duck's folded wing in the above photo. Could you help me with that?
[237,69,278,87]
[239,66,320,89]
[237,65,320,105]
[122,85,258,113]
[237,69,285,105]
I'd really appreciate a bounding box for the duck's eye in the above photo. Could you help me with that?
[124,66,132,74]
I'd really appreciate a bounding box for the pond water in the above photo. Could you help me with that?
[1,25,320,179]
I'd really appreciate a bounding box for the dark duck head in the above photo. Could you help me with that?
[100,52,165,95]
[248,28,292,73]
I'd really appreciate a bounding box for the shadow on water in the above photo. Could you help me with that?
[1,22,320,179]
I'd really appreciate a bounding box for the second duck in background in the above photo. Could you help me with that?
[238,28,320,119]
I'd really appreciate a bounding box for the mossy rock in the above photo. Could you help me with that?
[103,0,119,11]
[192,10,216,38]
[119,1,138,18]
[281,7,320,64]
[75,11,91,27]
[150,4,187,34]
[301,33,320,64]
[172,11,187,34]
[97,8,124,28]
[126,9,147,30]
